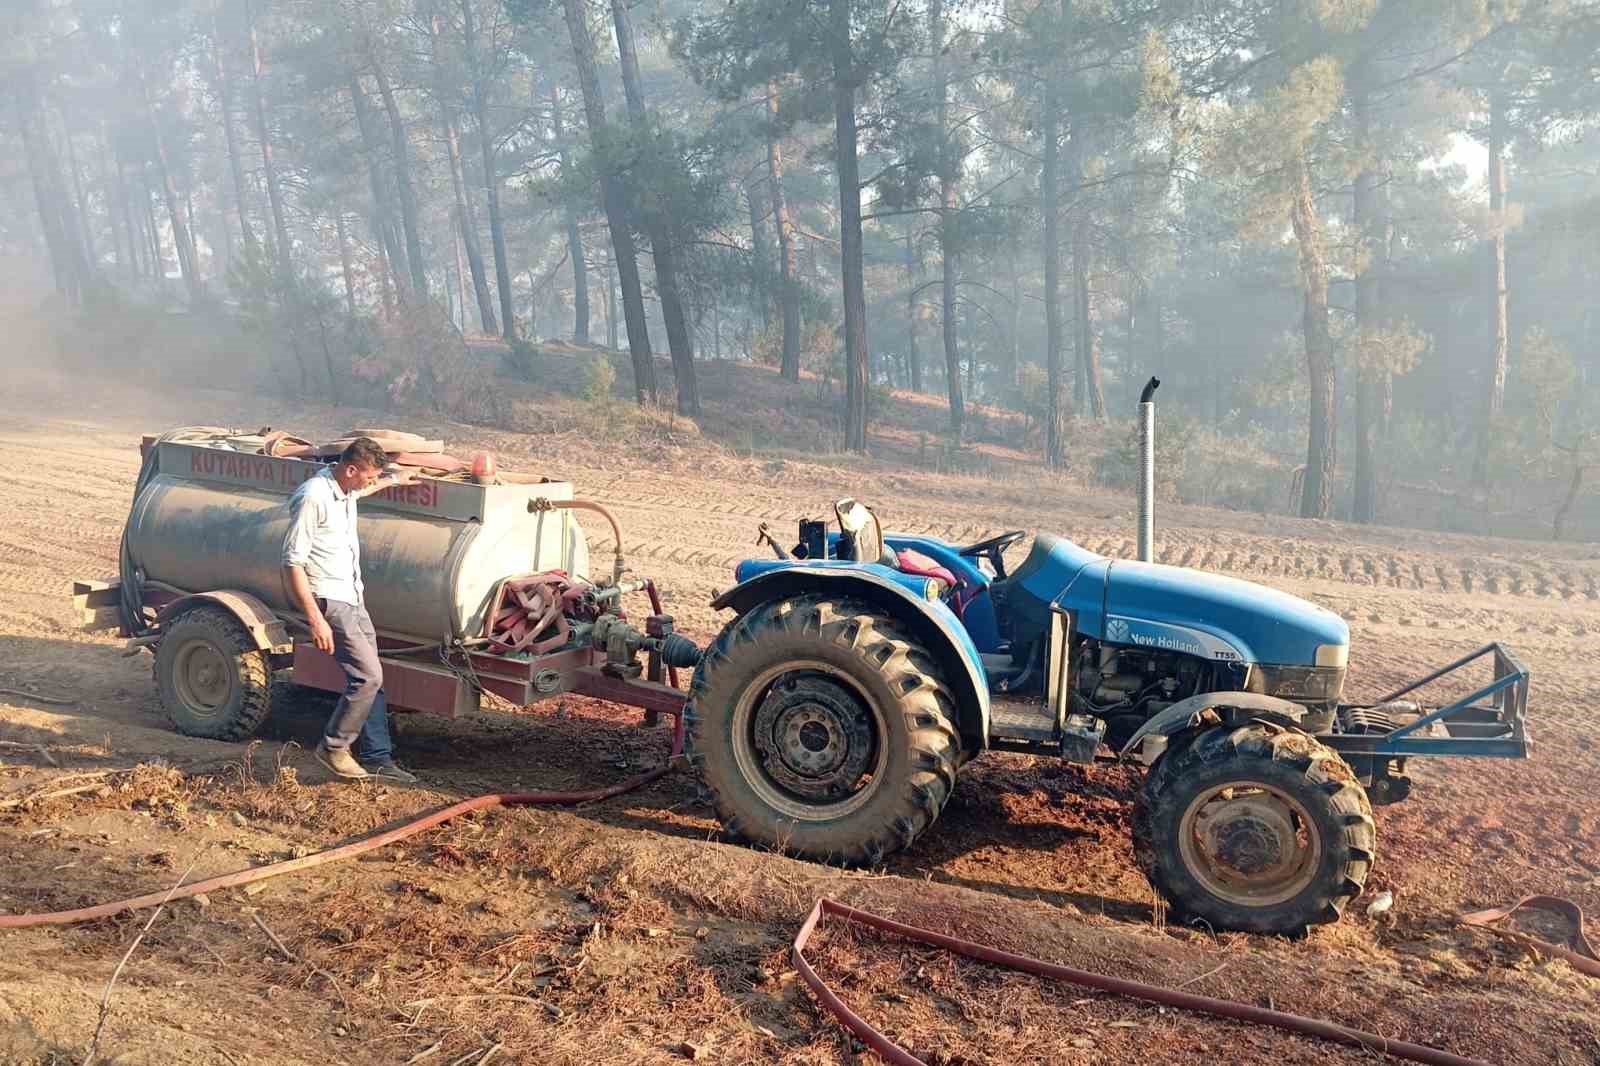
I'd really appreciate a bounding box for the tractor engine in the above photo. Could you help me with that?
[1070,642,1209,750]
[1068,637,1346,751]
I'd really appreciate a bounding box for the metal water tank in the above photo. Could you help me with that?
[124,439,588,642]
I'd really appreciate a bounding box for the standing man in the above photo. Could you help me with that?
[282,436,419,783]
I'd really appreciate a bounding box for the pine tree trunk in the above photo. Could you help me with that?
[1289,151,1335,520]
[110,138,141,280]
[1008,244,1021,392]
[1125,277,1137,379]
[247,2,291,275]
[905,222,922,392]
[335,210,357,319]
[373,63,429,301]
[141,74,203,303]
[140,165,166,287]
[16,90,78,302]
[931,0,962,434]
[766,82,802,383]
[606,251,619,350]
[376,231,395,314]
[1552,461,1588,541]
[1352,81,1380,524]
[1151,285,1163,371]
[432,21,498,337]
[1475,89,1510,486]
[1042,97,1066,467]
[560,0,655,402]
[609,0,697,415]
[550,86,590,344]
[458,1,516,341]
[61,124,97,272]
[455,227,469,331]
[1067,131,1104,420]
[98,131,126,275]
[746,178,772,331]
[213,16,258,252]
[832,0,869,452]
[348,77,408,302]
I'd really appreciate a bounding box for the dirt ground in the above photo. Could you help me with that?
[1,368,1598,1066]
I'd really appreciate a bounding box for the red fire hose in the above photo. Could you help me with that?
[0,751,1556,1065]
[793,898,1495,1066]
[0,741,679,930]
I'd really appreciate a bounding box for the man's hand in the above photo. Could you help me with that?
[284,564,334,653]
[356,465,420,498]
[310,612,335,654]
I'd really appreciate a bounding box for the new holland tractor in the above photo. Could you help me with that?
[87,388,1528,936]
[687,381,1530,934]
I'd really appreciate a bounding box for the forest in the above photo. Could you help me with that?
[4,0,1599,534]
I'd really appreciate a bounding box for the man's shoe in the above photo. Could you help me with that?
[315,741,369,780]
[362,760,418,785]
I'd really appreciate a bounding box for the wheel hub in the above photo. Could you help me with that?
[1200,796,1294,878]
[752,675,874,801]
[1179,784,1321,907]
[175,640,230,716]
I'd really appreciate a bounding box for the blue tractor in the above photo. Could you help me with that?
[686,388,1530,935]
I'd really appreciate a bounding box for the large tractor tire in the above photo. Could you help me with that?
[153,607,274,741]
[687,595,962,866]
[1132,723,1375,935]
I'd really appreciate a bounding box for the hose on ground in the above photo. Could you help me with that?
[0,762,675,930]
[793,898,1495,1066]
[0,755,1545,1065]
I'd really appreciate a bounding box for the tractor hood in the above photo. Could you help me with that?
[1055,551,1348,667]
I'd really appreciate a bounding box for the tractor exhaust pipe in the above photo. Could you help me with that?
[1137,377,1160,563]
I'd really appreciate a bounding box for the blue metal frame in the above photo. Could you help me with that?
[1320,643,1530,759]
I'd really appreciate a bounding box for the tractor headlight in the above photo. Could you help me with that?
[1255,664,1346,703]
[1315,643,1349,668]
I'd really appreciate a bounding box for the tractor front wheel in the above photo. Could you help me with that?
[1132,723,1375,935]
[688,596,961,866]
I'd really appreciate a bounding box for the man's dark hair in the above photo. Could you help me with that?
[339,437,389,471]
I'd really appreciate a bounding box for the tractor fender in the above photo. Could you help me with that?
[156,590,293,654]
[1117,691,1309,761]
[712,568,991,750]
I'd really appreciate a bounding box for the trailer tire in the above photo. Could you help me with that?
[688,595,961,866]
[1132,723,1375,935]
[153,607,274,741]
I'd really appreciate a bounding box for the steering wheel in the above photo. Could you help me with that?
[957,530,1027,580]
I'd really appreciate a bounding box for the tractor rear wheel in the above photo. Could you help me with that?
[688,596,961,866]
[153,607,274,741]
[1132,723,1375,934]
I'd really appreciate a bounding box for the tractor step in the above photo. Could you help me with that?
[989,696,1058,752]
[989,698,1107,763]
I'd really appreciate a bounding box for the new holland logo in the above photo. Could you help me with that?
[1105,618,1130,642]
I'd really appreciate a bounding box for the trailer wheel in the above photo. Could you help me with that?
[153,607,274,741]
[1132,724,1375,935]
[688,596,961,866]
